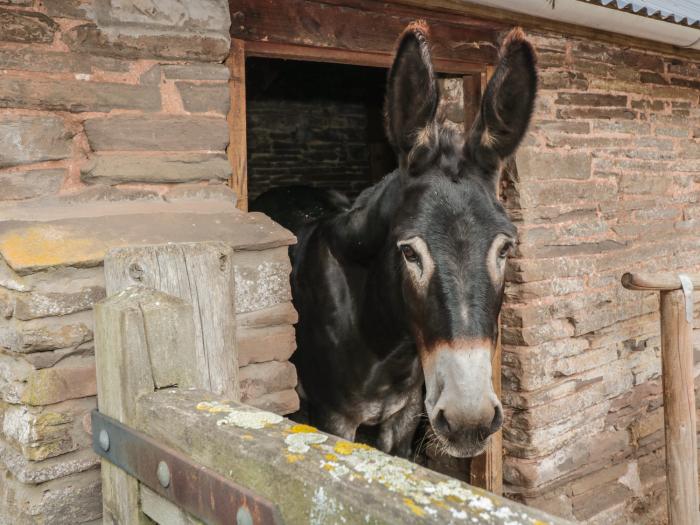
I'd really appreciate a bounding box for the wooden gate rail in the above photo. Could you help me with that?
[622,272,700,525]
[93,242,571,524]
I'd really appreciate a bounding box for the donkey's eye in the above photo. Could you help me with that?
[400,244,420,264]
[498,242,513,259]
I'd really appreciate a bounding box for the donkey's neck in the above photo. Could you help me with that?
[324,170,403,263]
[324,170,415,358]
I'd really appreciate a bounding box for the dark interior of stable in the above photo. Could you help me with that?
[245,57,397,202]
[245,56,473,481]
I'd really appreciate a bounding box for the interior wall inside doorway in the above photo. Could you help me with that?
[246,58,396,201]
[246,57,466,202]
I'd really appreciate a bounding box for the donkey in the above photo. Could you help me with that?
[252,23,537,458]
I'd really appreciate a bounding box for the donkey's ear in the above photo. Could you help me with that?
[466,28,537,184]
[385,21,439,170]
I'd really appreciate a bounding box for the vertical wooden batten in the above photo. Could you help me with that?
[227,39,248,212]
[462,73,481,134]
[469,323,503,494]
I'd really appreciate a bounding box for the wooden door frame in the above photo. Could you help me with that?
[225,0,503,493]
[227,39,489,210]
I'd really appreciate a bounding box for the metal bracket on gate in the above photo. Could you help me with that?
[91,410,284,525]
[678,274,694,324]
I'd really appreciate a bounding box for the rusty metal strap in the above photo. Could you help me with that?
[679,274,694,324]
[91,410,283,525]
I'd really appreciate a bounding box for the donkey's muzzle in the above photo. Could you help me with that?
[422,340,501,457]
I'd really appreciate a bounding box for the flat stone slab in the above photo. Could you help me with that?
[0,169,65,200]
[61,0,231,62]
[0,115,72,168]
[0,8,57,43]
[0,203,295,274]
[84,115,228,151]
[81,153,231,184]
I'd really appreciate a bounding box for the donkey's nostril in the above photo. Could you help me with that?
[434,409,451,434]
[490,403,503,434]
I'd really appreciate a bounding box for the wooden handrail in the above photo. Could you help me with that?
[622,271,699,525]
[621,272,700,292]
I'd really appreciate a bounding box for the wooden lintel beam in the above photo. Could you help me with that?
[229,0,500,66]
[245,40,486,74]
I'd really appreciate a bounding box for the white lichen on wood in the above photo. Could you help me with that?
[180,394,563,524]
[196,400,283,429]
[285,432,328,453]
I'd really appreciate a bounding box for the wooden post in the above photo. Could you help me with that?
[104,242,240,400]
[462,73,481,132]
[94,287,196,525]
[227,39,248,212]
[660,289,699,525]
[622,272,699,525]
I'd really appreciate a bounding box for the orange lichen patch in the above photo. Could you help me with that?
[289,424,318,434]
[403,498,425,517]
[324,453,338,461]
[333,441,373,455]
[285,454,304,463]
[0,226,104,271]
[241,434,254,441]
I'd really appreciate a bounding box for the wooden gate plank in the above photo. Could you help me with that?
[104,242,240,400]
[95,287,196,525]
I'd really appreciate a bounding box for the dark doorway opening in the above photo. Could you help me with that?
[245,58,396,202]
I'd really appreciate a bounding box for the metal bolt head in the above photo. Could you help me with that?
[236,507,253,525]
[157,461,171,488]
[98,430,110,452]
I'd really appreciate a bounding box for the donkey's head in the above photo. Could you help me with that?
[385,23,536,457]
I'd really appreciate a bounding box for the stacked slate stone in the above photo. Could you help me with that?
[499,33,700,524]
[0,1,298,523]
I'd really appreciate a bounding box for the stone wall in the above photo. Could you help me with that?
[0,0,232,200]
[0,1,298,523]
[500,32,700,524]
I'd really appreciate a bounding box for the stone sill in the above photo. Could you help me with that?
[0,200,295,275]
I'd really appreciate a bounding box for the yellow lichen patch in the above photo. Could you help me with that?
[286,454,304,463]
[322,463,335,472]
[289,424,318,434]
[0,226,104,271]
[196,401,232,413]
[241,434,254,441]
[403,498,425,517]
[324,453,338,461]
[334,441,373,455]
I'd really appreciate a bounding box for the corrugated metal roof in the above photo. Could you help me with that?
[579,0,700,28]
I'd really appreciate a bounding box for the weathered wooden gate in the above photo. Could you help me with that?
[92,241,569,524]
